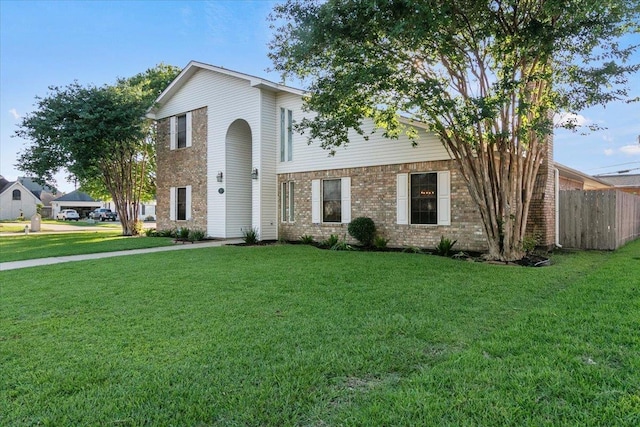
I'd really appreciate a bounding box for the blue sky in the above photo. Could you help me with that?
[1,0,639,193]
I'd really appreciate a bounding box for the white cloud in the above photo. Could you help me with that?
[554,112,591,127]
[604,148,614,156]
[9,108,20,120]
[602,134,614,143]
[619,144,640,155]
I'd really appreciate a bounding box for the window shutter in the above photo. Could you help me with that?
[186,185,192,220]
[169,187,176,220]
[341,177,351,224]
[311,179,320,224]
[186,112,193,148]
[396,173,408,224]
[437,171,451,226]
[170,117,176,150]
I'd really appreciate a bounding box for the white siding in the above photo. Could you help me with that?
[226,119,252,238]
[259,91,278,239]
[275,94,451,174]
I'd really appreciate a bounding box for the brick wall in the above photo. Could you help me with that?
[156,107,208,232]
[526,133,556,249]
[278,160,488,251]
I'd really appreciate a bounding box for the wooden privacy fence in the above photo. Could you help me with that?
[559,189,640,250]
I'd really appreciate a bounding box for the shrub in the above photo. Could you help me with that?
[521,234,539,255]
[144,215,155,222]
[134,221,144,236]
[300,234,315,245]
[155,228,176,238]
[323,234,340,247]
[188,229,206,242]
[242,227,259,244]
[176,227,190,241]
[434,236,457,257]
[403,246,423,254]
[348,217,376,246]
[144,228,157,237]
[373,235,389,249]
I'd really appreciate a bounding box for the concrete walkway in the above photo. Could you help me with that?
[0,239,244,271]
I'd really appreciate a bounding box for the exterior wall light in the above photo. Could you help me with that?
[251,168,259,180]
[217,171,223,182]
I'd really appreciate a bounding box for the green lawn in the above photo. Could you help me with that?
[1,241,639,426]
[0,232,174,263]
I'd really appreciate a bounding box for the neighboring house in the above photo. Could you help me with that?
[596,174,640,196]
[17,176,58,218]
[555,163,613,191]
[103,200,157,221]
[0,175,42,220]
[147,61,557,251]
[51,190,102,219]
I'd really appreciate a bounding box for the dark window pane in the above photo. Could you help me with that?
[177,187,187,220]
[410,173,437,224]
[12,190,21,200]
[177,114,187,148]
[323,179,341,222]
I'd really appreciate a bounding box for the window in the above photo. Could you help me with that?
[311,178,351,224]
[170,112,192,149]
[12,189,21,200]
[281,181,295,222]
[411,173,438,224]
[323,179,341,222]
[176,114,187,148]
[396,172,450,226]
[170,186,191,221]
[280,108,293,162]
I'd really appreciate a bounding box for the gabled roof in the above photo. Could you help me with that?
[18,176,57,195]
[0,179,43,203]
[596,173,640,188]
[53,190,95,202]
[147,60,305,118]
[0,175,11,193]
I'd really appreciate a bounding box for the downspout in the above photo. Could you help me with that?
[554,168,562,248]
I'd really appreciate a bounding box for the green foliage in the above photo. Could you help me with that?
[330,235,354,251]
[15,64,181,236]
[521,234,540,255]
[155,229,176,238]
[323,234,340,247]
[347,217,376,246]
[373,235,389,249]
[402,245,423,254]
[434,236,458,257]
[242,227,260,244]
[269,0,639,261]
[300,234,315,244]
[176,227,190,241]
[188,229,206,242]
[144,228,157,237]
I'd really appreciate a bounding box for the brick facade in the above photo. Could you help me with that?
[526,134,556,249]
[278,160,488,251]
[156,107,208,232]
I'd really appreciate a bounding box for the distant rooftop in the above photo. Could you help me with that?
[596,174,640,188]
[53,190,96,202]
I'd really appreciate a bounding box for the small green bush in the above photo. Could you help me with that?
[242,227,260,244]
[176,227,190,241]
[144,228,157,237]
[403,245,423,254]
[323,234,340,247]
[188,229,206,242]
[434,236,457,257]
[155,229,176,238]
[373,235,389,249]
[300,234,315,245]
[348,217,376,246]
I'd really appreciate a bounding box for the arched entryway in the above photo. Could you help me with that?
[225,119,253,237]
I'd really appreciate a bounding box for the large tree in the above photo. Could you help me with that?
[16,64,180,235]
[269,0,639,260]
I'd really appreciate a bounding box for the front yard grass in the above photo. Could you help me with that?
[1,241,639,425]
[0,232,174,263]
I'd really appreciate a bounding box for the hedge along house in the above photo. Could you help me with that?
[147,61,556,251]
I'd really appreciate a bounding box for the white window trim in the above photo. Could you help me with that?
[170,185,192,221]
[280,108,293,162]
[170,112,192,150]
[311,177,351,224]
[396,171,450,226]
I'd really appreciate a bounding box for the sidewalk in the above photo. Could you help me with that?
[0,239,243,271]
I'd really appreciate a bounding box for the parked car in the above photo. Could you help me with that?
[89,208,117,221]
[56,209,80,221]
